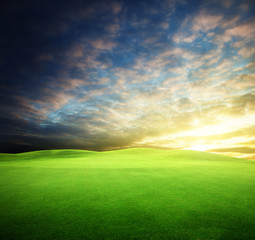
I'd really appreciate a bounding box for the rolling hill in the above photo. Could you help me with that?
[0,149,254,240]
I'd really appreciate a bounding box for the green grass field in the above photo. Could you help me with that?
[0,148,254,240]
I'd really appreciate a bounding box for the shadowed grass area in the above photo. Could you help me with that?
[0,149,254,240]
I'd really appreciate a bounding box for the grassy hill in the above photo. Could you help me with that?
[0,149,254,240]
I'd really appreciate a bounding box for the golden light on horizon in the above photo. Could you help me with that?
[134,113,255,159]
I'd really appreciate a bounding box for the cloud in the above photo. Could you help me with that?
[220,16,240,29]
[240,3,249,11]
[160,22,169,29]
[91,39,116,50]
[56,78,92,89]
[231,93,255,113]
[207,32,215,38]
[234,60,255,72]
[139,47,195,72]
[223,73,255,91]
[222,0,233,8]
[32,91,74,111]
[98,77,111,85]
[105,23,120,34]
[238,46,255,58]
[192,10,223,32]
[245,61,255,71]
[68,46,84,58]
[112,2,122,14]
[183,35,196,43]
[78,87,108,103]
[144,37,159,44]
[221,20,255,42]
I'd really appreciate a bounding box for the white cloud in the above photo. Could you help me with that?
[221,16,240,29]
[221,20,255,42]
[224,73,255,90]
[192,10,223,32]
[238,46,255,58]
[207,32,215,38]
[183,35,196,43]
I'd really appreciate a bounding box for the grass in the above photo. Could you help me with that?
[0,148,254,240]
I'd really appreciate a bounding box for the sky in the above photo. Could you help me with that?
[0,0,255,159]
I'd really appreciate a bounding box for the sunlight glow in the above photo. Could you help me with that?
[135,114,255,157]
[176,114,255,138]
[185,145,208,151]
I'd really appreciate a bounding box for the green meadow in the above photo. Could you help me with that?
[0,148,254,240]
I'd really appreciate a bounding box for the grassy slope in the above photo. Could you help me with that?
[0,149,254,240]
